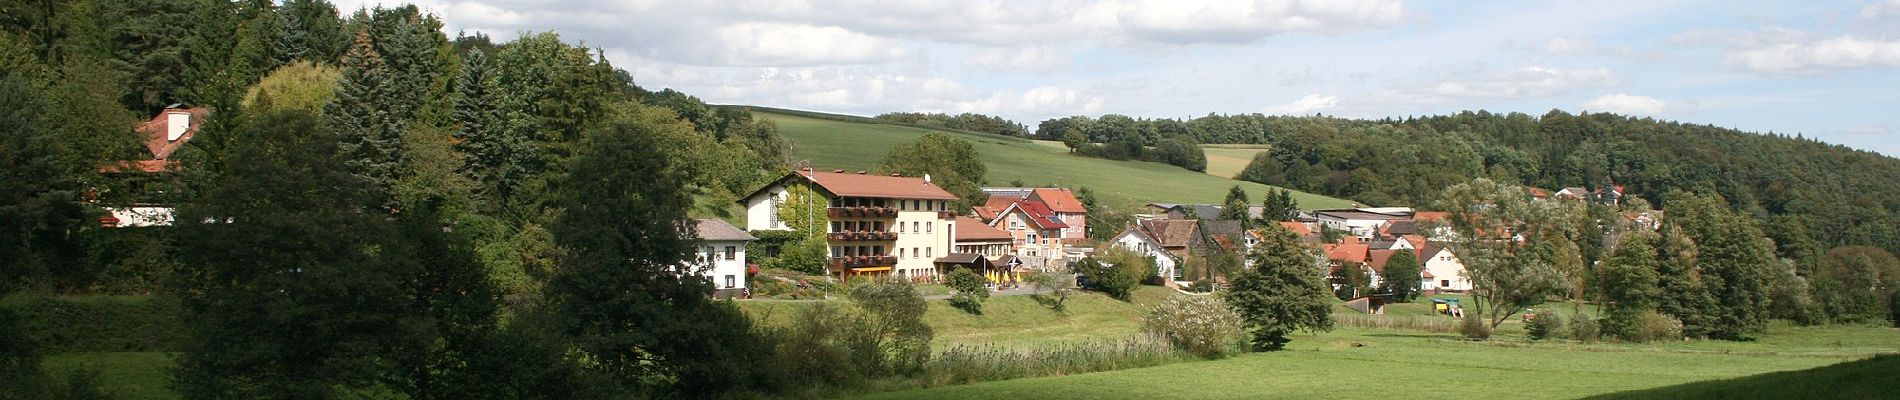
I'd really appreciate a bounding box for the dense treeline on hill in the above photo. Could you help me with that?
[1039,111,1900,258]
[875,111,1030,138]
[1,1,821,396]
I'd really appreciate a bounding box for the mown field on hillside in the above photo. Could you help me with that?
[1201,145,1271,179]
[753,110,1354,211]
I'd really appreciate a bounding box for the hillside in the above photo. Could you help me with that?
[748,108,1354,211]
[1201,145,1272,179]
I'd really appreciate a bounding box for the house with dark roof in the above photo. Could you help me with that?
[1027,188,1087,240]
[740,168,961,280]
[689,219,757,297]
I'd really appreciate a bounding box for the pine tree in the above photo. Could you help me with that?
[278,0,349,62]
[1220,185,1251,226]
[451,48,532,210]
[1226,222,1334,351]
[1598,230,1662,339]
[324,31,409,206]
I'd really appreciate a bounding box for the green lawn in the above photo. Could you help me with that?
[43,352,175,400]
[858,323,1899,400]
[756,111,1354,211]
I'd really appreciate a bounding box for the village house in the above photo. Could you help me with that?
[741,168,959,280]
[978,187,1087,239]
[1418,243,1471,292]
[96,105,209,227]
[1313,207,1414,239]
[990,199,1069,270]
[689,219,757,297]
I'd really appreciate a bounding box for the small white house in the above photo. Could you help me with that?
[1107,225,1179,281]
[691,219,756,296]
[1418,243,1472,292]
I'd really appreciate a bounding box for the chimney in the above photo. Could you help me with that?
[923,174,932,184]
[165,110,190,141]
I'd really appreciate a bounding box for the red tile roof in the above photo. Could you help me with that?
[748,169,960,201]
[137,107,209,161]
[974,194,1022,221]
[1323,243,1369,264]
[1029,188,1085,213]
[1278,221,1312,236]
[954,216,1013,241]
[1005,200,1068,230]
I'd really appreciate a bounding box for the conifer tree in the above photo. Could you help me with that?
[1226,222,1334,351]
[324,31,409,205]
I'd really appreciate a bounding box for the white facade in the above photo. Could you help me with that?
[1109,229,1177,280]
[1316,216,1389,238]
[105,206,175,227]
[692,240,750,290]
[1420,247,1472,292]
[890,199,955,278]
[743,183,791,231]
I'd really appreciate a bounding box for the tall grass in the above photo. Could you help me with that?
[924,334,1189,386]
[1334,313,1463,333]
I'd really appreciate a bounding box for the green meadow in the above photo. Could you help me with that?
[753,109,1354,211]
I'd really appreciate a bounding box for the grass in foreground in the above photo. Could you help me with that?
[756,111,1354,210]
[1582,354,1899,399]
[857,324,1898,400]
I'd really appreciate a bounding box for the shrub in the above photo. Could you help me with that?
[1142,295,1245,358]
[1332,314,1461,333]
[1628,310,1684,343]
[1568,313,1600,343]
[1525,310,1565,341]
[0,294,186,352]
[1024,271,1076,312]
[1460,312,1492,339]
[926,335,1184,386]
[1077,249,1152,301]
[944,268,989,315]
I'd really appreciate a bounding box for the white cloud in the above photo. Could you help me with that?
[1379,66,1616,106]
[1581,93,1668,116]
[1263,94,1341,115]
[1862,0,1900,19]
[966,46,1068,72]
[953,86,1108,117]
[1545,37,1598,55]
[1727,35,1900,74]
[1111,0,1405,44]
[701,23,909,66]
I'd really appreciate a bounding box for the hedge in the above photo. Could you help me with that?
[0,294,187,353]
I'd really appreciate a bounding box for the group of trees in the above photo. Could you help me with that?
[0,1,830,397]
[1439,178,1898,342]
[1057,126,1208,172]
[874,112,1030,138]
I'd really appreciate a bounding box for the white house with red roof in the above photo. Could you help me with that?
[97,105,210,227]
[741,168,960,280]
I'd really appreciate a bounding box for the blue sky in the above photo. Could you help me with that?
[339,0,1900,155]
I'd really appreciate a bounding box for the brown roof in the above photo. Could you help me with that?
[746,169,960,202]
[1368,249,1396,273]
[1278,221,1312,236]
[1139,219,1199,248]
[1028,188,1085,213]
[1402,234,1427,250]
[974,194,1022,221]
[954,216,1013,241]
[1003,200,1068,230]
[1412,211,1449,221]
[137,107,210,160]
[693,219,757,241]
[1324,243,1369,264]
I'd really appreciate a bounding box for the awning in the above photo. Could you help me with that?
[850,266,892,272]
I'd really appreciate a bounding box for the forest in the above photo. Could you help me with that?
[1034,112,1900,262]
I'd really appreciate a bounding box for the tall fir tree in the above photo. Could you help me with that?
[1225,221,1334,351]
[452,48,532,211]
[323,31,409,206]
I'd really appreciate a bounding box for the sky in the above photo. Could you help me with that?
[334,0,1900,155]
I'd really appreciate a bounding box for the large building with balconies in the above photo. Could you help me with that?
[741,168,960,279]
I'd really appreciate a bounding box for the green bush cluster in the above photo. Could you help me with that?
[1525,311,1565,341]
[1142,295,1246,358]
[0,295,186,352]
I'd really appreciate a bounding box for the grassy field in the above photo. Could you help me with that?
[859,322,1899,400]
[743,286,1176,350]
[1201,146,1270,179]
[755,110,1355,211]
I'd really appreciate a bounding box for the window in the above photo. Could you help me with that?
[831,246,841,257]
[725,275,736,289]
[926,222,933,233]
[1440,279,1450,287]
[913,221,920,232]
[926,248,933,257]
[724,246,736,260]
[768,197,780,228]
[831,221,842,233]
[900,248,907,259]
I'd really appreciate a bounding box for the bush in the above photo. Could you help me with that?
[944,268,988,315]
[1627,310,1684,343]
[1525,310,1565,341]
[0,294,186,352]
[1075,250,1150,301]
[1460,312,1492,339]
[1142,295,1245,358]
[1568,313,1600,343]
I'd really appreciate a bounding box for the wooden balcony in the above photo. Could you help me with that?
[827,206,898,219]
[826,231,898,241]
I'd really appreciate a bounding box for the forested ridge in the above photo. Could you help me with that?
[1035,111,1900,257]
